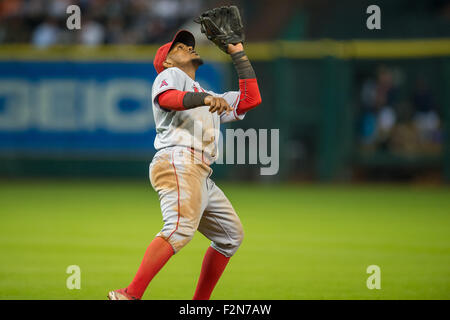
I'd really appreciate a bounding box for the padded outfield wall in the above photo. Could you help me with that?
[0,39,449,181]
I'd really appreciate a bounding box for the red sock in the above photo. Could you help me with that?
[193,246,230,300]
[126,237,174,299]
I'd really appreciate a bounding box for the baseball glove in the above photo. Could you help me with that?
[194,5,245,53]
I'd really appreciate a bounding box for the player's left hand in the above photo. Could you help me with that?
[227,43,244,54]
[204,96,233,115]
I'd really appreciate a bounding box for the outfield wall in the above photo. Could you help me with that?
[0,40,449,181]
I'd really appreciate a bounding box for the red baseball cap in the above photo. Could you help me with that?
[153,30,196,74]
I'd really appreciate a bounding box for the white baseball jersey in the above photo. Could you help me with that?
[151,67,245,163]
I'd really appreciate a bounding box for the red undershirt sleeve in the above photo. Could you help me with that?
[157,89,187,111]
[236,78,262,115]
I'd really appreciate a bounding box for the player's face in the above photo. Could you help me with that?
[165,42,203,68]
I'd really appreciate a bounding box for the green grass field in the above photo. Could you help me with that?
[0,180,449,300]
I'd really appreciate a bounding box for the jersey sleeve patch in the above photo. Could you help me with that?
[159,79,169,88]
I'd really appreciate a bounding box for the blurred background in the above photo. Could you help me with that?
[0,0,449,183]
[1,0,450,301]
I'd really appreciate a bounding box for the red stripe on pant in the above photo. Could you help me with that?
[167,150,181,242]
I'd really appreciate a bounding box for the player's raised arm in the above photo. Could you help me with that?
[194,6,262,117]
[228,43,262,115]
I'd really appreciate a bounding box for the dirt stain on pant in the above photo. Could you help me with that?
[150,149,211,253]
[150,154,178,193]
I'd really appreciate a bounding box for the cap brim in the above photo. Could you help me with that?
[169,30,195,51]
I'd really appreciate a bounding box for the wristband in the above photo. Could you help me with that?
[183,92,210,109]
[230,51,256,79]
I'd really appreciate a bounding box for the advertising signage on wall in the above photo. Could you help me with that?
[0,61,224,157]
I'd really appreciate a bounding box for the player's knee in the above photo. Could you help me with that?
[161,223,197,254]
[231,223,245,255]
[215,222,244,257]
[232,221,244,246]
[176,224,198,250]
[234,223,245,248]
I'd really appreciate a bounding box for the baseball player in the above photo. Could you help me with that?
[108,11,261,300]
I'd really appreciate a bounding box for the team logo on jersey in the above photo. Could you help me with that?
[160,80,168,88]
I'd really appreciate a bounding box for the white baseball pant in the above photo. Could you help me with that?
[149,146,244,257]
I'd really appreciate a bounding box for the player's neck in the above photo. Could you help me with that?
[185,68,196,81]
[178,64,197,81]
[177,59,203,81]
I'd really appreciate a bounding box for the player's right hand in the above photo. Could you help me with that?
[204,96,232,115]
